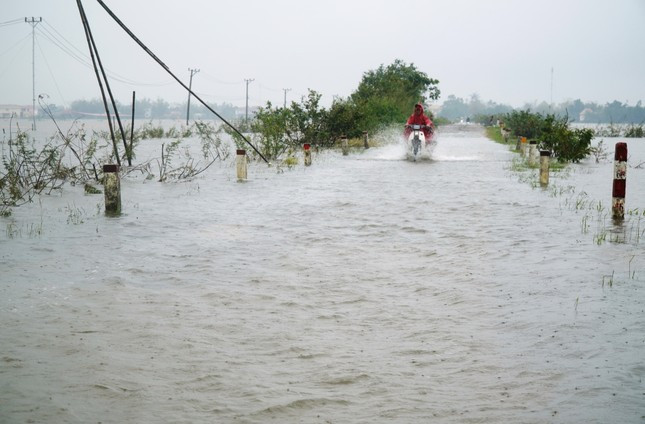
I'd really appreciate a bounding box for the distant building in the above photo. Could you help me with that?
[0,105,33,119]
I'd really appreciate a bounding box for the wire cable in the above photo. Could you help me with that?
[37,23,174,87]
[0,18,24,28]
[95,0,270,164]
[35,35,68,105]
[77,0,121,166]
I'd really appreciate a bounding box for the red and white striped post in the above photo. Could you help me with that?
[612,142,627,219]
[303,143,312,166]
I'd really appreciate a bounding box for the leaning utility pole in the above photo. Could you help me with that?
[244,78,254,122]
[25,17,42,130]
[186,68,199,124]
[283,88,291,108]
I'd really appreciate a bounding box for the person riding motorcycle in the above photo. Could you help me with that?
[404,103,435,144]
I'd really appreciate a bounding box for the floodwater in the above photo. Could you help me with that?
[1,121,644,423]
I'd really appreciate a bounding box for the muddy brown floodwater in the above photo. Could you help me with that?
[1,122,644,423]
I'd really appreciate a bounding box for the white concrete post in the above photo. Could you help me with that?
[528,141,539,167]
[103,164,121,215]
[539,150,550,186]
[236,149,247,181]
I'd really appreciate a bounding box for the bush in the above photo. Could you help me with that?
[504,109,544,139]
[503,110,594,163]
[539,114,593,162]
[624,124,644,138]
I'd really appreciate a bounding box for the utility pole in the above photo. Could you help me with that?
[244,78,254,122]
[186,68,199,125]
[550,67,554,112]
[282,88,291,108]
[25,17,42,130]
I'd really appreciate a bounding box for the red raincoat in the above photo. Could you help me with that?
[404,103,435,142]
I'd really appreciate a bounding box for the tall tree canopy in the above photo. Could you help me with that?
[350,59,440,130]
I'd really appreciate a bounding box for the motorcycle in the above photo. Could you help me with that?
[404,124,435,160]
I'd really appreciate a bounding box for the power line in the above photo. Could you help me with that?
[35,35,67,105]
[77,0,128,166]
[244,78,254,121]
[36,23,174,87]
[0,34,31,82]
[0,18,24,28]
[94,0,269,164]
[200,71,241,85]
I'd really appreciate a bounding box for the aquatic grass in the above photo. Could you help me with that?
[548,184,576,198]
[4,220,43,239]
[629,255,636,280]
[534,172,644,245]
[593,230,607,245]
[64,203,86,225]
[581,214,590,234]
[590,139,609,163]
[602,271,614,288]
[84,183,102,195]
[5,221,19,238]
[485,126,507,144]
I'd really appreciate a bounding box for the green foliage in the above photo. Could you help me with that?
[485,126,505,144]
[84,184,102,194]
[286,90,332,147]
[250,103,291,159]
[327,99,364,139]
[156,122,228,182]
[139,121,165,139]
[538,114,593,163]
[624,124,644,138]
[157,140,182,182]
[230,90,334,161]
[1,129,66,212]
[351,59,439,131]
[504,109,544,139]
[238,60,440,159]
[502,110,594,163]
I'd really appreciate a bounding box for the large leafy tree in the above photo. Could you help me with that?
[350,59,440,130]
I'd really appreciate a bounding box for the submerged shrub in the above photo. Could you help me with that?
[624,124,644,138]
[504,111,594,163]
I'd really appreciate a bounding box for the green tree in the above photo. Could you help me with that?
[350,59,440,131]
[286,90,331,147]
[538,114,593,163]
[504,109,544,139]
[327,98,364,139]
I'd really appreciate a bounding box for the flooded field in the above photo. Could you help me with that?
[1,121,644,423]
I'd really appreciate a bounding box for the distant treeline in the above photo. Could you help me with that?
[37,92,645,125]
[41,98,241,121]
[437,95,645,124]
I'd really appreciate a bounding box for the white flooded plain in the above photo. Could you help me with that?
[1,121,644,423]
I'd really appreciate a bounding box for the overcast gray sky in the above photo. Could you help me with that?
[2,0,644,110]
